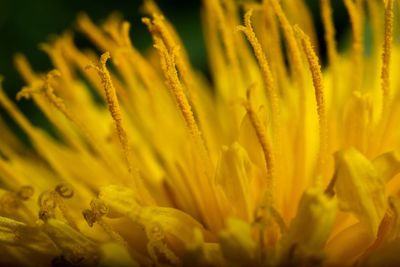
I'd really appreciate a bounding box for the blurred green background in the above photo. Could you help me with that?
[0,0,352,92]
[0,0,351,136]
[0,0,207,93]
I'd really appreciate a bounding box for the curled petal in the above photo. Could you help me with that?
[334,148,387,237]
[373,151,400,183]
[282,188,336,264]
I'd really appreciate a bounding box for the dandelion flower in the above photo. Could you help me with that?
[1,0,400,266]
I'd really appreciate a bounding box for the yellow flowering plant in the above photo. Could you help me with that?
[1,0,400,266]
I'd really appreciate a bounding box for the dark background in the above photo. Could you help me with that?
[0,0,351,133]
[0,0,351,92]
[0,0,207,92]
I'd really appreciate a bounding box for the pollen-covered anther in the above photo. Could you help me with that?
[243,84,275,202]
[15,69,61,101]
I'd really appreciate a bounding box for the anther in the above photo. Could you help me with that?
[295,25,328,185]
[380,0,393,120]
[243,84,275,200]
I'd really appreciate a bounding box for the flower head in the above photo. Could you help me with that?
[1,0,400,266]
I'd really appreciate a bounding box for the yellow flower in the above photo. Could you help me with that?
[1,0,400,266]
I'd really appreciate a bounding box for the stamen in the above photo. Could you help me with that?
[243,85,275,202]
[237,9,281,144]
[320,0,338,86]
[40,43,73,83]
[261,1,290,93]
[120,22,161,92]
[77,13,113,51]
[58,36,106,98]
[343,0,364,92]
[269,0,304,88]
[141,12,204,130]
[203,0,241,87]
[381,0,394,119]
[269,0,307,182]
[87,52,132,173]
[16,70,74,125]
[87,53,154,205]
[152,39,210,167]
[142,14,197,103]
[287,0,319,51]
[102,14,126,47]
[295,26,328,186]
[367,0,384,60]
[142,0,163,18]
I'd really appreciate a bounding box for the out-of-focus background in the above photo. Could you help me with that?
[0,0,208,92]
[0,0,350,132]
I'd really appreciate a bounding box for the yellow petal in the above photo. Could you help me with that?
[372,151,400,183]
[281,188,336,264]
[387,196,400,241]
[99,185,207,245]
[215,142,254,221]
[99,242,139,267]
[286,188,337,249]
[238,111,267,175]
[334,148,387,237]
[326,223,374,266]
[360,238,400,267]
